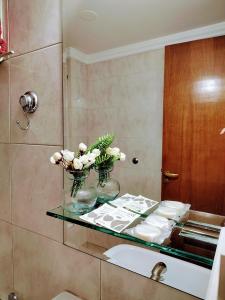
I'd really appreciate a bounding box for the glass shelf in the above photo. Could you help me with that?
[47,205,217,268]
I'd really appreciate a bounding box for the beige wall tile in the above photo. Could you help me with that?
[13,227,100,300]
[69,78,88,110]
[101,261,198,300]
[126,49,165,76]
[0,144,11,222]
[87,77,128,109]
[83,49,164,200]
[0,61,10,143]
[113,165,161,201]
[9,0,62,55]
[11,144,63,242]
[10,44,63,145]
[0,220,13,299]
[67,108,89,140]
[69,58,87,80]
[87,60,111,81]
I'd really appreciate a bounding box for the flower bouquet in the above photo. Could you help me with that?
[50,143,100,213]
[90,134,126,203]
[50,134,126,211]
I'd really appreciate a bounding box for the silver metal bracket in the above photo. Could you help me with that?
[16,91,38,130]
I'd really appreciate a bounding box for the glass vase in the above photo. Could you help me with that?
[95,166,120,204]
[63,170,97,215]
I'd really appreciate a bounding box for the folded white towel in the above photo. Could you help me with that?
[52,292,82,300]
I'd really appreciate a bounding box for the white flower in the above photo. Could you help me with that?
[82,152,96,168]
[79,154,89,165]
[106,147,112,155]
[106,147,120,157]
[92,148,101,157]
[84,161,95,168]
[53,152,62,161]
[61,150,75,162]
[73,158,83,170]
[50,156,56,164]
[120,152,126,161]
[79,143,87,152]
[87,152,96,162]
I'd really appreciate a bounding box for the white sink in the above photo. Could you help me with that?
[206,227,225,300]
[104,244,210,299]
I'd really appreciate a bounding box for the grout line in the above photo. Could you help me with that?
[11,223,64,245]
[8,57,11,147]
[11,142,63,147]
[9,42,63,59]
[0,218,12,225]
[100,260,102,300]
[12,220,15,290]
[0,142,63,147]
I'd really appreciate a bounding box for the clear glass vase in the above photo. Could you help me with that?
[95,166,120,204]
[63,170,97,215]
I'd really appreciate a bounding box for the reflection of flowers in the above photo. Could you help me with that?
[91,134,126,170]
[106,147,126,161]
[120,152,126,161]
[49,135,126,197]
[79,143,87,152]
[88,134,126,187]
[50,143,101,171]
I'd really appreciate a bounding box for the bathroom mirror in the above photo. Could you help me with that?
[59,1,225,297]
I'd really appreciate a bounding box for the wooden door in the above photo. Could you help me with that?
[162,36,225,215]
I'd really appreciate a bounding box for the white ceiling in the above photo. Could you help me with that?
[63,0,225,54]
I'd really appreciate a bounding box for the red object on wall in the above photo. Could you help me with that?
[0,21,7,54]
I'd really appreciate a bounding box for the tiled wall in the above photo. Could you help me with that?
[67,50,164,200]
[0,1,197,299]
[0,1,99,299]
[87,50,164,200]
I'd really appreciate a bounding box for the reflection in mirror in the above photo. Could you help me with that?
[0,0,9,61]
[59,1,225,298]
[0,0,3,45]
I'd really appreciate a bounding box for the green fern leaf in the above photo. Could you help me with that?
[87,134,114,153]
[95,154,111,166]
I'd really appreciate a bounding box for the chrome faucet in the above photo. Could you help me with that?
[150,262,167,282]
[8,292,18,300]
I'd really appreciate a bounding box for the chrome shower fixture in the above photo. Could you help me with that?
[16,91,38,130]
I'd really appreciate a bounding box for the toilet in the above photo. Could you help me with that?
[52,292,82,300]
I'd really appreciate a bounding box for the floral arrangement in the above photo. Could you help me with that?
[50,134,126,171]
[90,134,126,169]
[50,134,126,197]
[88,134,126,187]
[50,144,101,172]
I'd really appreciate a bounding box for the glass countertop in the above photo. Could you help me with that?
[47,205,219,268]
